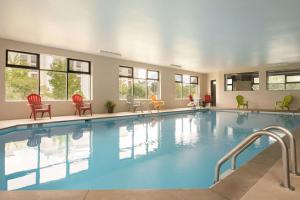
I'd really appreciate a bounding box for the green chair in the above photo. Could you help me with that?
[275,95,293,110]
[236,95,248,109]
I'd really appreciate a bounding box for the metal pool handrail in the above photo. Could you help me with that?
[214,130,292,190]
[231,126,298,175]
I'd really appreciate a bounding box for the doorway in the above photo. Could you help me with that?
[210,80,216,106]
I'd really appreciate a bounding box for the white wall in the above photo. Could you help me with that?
[0,38,206,120]
[206,65,300,110]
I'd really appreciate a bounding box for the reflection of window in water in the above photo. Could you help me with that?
[4,125,92,190]
[5,141,38,175]
[119,121,160,160]
[175,117,199,145]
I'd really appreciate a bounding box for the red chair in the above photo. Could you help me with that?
[27,94,52,120]
[188,95,194,102]
[72,94,92,116]
[203,94,212,107]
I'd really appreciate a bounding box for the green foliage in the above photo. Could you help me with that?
[5,54,38,100]
[105,101,116,113]
[105,100,116,109]
[6,54,85,101]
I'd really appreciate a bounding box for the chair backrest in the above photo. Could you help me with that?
[283,95,293,107]
[27,93,42,106]
[126,95,134,104]
[236,95,244,105]
[72,94,84,105]
[204,95,211,103]
[188,95,194,102]
[151,95,157,102]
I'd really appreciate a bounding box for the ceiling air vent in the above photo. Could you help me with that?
[170,64,182,68]
[100,50,122,57]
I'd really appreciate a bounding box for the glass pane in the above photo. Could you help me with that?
[286,83,300,90]
[68,73,91,100]
[119,67,133,77]
[133,79,147,99]
[286,75,300,83]
[182,83,190,98]
[119,78,133,99]
[40,54,67,71]
[227,79,233,84]
[252,84,259,91]
[7,173,36,191]
[148,80,160,99]
[268,83,285,90]
[227,85,233,91]
[183,75,191,84]
[40,71,67,100]
[7,51,38,67]
[40,135,66,168]
[134,68,146,79]
[134,124,147,158]
[175,74,182,82]
[190,84,198,98]
[191,76,198,84]
[68,128,90,162]
[40,163,66,183]
[254,77,259,84]
[69,59,90,73]
[5,140,38,175]
[175,83,182,98]
[147,70,159,80]
[268,75,285,83]
[5,68,39,100]
[119,126,133,160]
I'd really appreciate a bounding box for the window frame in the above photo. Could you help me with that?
[67,58,91,75]
[6,49,40,69]
[267,70,300,91]
[175,74,199,99]
[5,49,92,101]
[224,72,259,91]
[118,66,160,100]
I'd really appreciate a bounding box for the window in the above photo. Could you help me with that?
[175,74,199,99]
[119,66,160,99]
[225,72,259,91]
[267,70,300,90]
[5,50,91,101]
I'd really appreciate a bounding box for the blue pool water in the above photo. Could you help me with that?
[0,110,300,191]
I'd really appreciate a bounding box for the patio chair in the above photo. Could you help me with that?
[72,94,92,116]
[236,95,248,109]
[27,93,52,120]
[203,94,212,107]
[187,95,197,108]
[275,95,293,110]
[126,95,143,112]
[150,95,165,111]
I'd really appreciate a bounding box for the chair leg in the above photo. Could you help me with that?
[41,112,44,118]
[30,112,32,119]
[90,108,92,116]
[49,111,52,119]
[33,112,37,120]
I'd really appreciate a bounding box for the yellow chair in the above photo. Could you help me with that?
[150,95,165,111]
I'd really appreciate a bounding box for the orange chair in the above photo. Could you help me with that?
[27,94,52,120]
[150,95,165,111]
[72,94,92,116]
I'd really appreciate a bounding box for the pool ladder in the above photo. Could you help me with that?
[214,126,298,190]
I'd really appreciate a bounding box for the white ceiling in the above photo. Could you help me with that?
[1,0,300,72]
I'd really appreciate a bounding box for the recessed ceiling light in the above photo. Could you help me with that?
[100,50,122,57]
